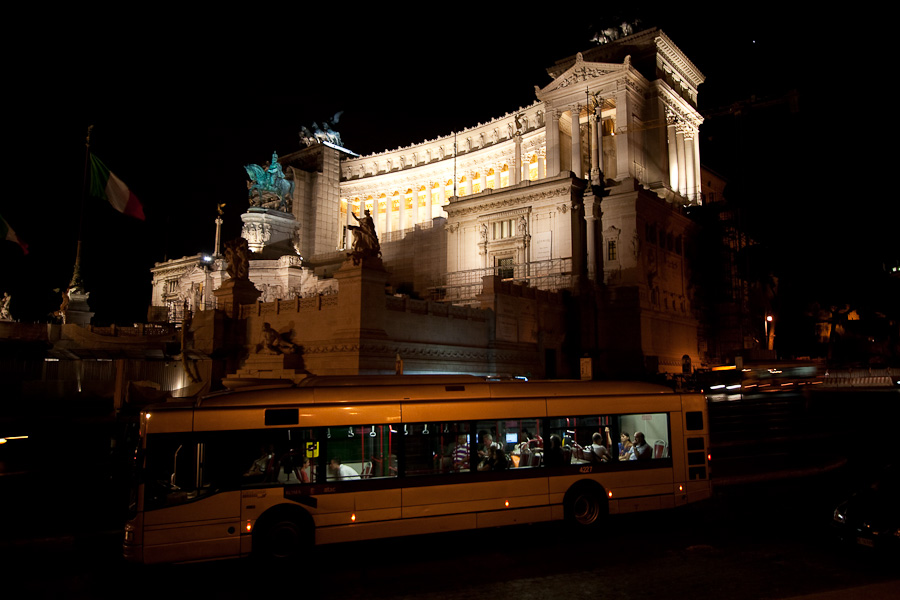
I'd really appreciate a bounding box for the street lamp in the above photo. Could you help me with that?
[765,314,775,351]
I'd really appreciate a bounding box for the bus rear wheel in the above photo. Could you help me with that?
[565,483,607,529]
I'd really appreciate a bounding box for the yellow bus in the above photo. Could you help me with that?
[123,376,711,564]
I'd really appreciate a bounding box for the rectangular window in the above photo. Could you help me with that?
[607,240,617,261]
[473,419,543,470]
[324,424,397,481]
[497,257,514,280]
[403,422,471,476]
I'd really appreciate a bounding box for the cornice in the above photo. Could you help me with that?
[445,183,575,219]
[654,32,705,88]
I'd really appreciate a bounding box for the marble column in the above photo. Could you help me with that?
[570,106,583,178]
[676,125,687,197]
[545,107,560,177]
[513,135,522,185]
[667,114,679,192]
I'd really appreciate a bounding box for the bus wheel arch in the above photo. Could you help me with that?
[563,480,608,529]
[253,504,314,561]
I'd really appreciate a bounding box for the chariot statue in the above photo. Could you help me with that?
[299,111,344,148]
[245,151,293,212]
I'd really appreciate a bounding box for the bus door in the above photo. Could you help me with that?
[141,434,242,563]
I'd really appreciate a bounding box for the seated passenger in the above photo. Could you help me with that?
[631,432,652,461]
[328,457,360,480]
[587,429,611,463]
[452,434,470,471]
[543,434,566,468]
[619,432,634,460]
[245,444,275,479]
[490,446,509,471]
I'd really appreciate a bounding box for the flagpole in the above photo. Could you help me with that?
[69,125,92,292]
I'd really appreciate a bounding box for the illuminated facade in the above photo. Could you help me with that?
[151,27,706,379]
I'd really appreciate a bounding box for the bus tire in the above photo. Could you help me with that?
[564,481,608,529]
[254,506,313,561]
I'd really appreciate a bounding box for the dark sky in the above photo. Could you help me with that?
[5,8,885,327]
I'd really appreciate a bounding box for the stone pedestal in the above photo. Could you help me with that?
[65,290,94,326]
[222,353,307,388]
[213,278,261,318]
[241,208,299,256]
[333,256,389,340]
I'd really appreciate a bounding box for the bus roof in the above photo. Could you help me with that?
[192,377,675,409]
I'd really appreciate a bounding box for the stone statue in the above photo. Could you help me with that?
[224,237,251,280]
[51,287,70,323]
[347,209,382,265]
[257,322,296,355]
[245,151,293,212]
[0,292,11,321]
[299,111,344,147]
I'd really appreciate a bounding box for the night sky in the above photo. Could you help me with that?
[3,8,890,337]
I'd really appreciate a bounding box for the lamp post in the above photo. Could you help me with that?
[765,314,775,351]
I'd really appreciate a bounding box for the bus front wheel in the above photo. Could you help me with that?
[564,483,608,529]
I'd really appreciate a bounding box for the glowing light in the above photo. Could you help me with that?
[678,485,684,492]
[350,513,356,522]
[245,520,253,532]
[707,453,712,461]
[504,500,509,508]
[607,490,613,498]
[145,413,152,420]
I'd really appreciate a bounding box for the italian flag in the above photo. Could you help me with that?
[0,213,28,254]
[89,154,145,220]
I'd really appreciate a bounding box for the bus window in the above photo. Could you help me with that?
[144,433,200,510]
[474,419,543,469]
[617,414,669,461]
[546,416,615,465]
[325,424,397,481]
[236,428,320,486]
[404,422,470,476]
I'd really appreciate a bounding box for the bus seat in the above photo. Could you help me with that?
[653,441,667,459]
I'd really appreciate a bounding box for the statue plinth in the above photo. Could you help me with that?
[223,352,307,388]
[66,290,94,326]
[213,278,261,318]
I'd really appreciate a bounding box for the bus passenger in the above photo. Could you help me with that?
[631,432,652,461]
[477,431,500,470]
[543,435,566,467]
[491,446,509,471]
[245,445,275,479]
[328,457,360,480]
[452,434,470,471]
[619,432,633,460]
[587,429,611,463]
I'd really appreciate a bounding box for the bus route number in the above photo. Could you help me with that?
[579,466,593,474]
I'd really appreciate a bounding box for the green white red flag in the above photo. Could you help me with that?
[0,213,28,254]
[89,154,145,220]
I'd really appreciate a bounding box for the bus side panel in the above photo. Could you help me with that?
[402,479,550,518]
[476,505,553,528]
[316,513,477,544]
[143,491,241,563]
[309,489,402,528]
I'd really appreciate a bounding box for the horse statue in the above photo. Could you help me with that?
[245,152,294,212]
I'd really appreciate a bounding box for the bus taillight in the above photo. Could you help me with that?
[245,520,253,532]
